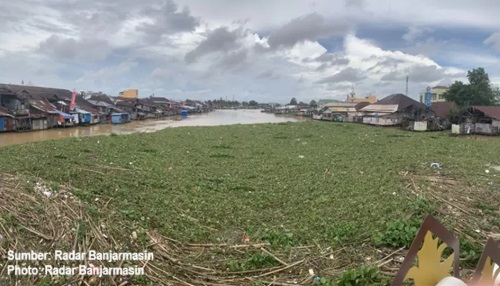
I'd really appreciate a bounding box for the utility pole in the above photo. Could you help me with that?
[406,76,409,96]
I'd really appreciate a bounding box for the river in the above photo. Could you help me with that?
[0,110,308,147]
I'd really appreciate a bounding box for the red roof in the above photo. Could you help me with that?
[431,102,457,118]
[432,86,449,90]
[471,106,500,120]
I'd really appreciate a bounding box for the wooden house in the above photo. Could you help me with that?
[360,94,426,126]
[114,99,138,120]
[87,93,117,122]
[29,98,59,130]
[452,106,500,135]
[403,102,458,132]
[0,106,15,132]
[139,98,160,118]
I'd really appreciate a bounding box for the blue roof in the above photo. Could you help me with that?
[54,110,74,120]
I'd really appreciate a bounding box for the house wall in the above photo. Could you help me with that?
[475,123,493,135]
[112,115,122,124]
[419,87,449,104]
[461,123,475,134]
[118,89,138,99]
[32,119,48,131]
[90,115,100,124]
[0,117,15,132]
[363,117,401,126]
[48,115,58,128]
[493,120,500,128]
[1,96,29,115]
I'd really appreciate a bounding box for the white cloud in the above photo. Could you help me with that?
[403,26,430,42]
[485,32,500,51]
[0,0,497,104]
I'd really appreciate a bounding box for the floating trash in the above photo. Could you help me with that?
[430,163,442,169]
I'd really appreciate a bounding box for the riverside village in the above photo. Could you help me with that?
[1,68,499,136]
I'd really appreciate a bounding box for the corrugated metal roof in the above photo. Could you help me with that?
[323,102,358,108]
[375,93,426,111]
[0,106,14,118]
[88,94,115,105]
[74,108,91,114]
[0,83,102,115]
[116,100,136,108]
[471,106,500,120]
[360,104,399,113]
[355,102,370,111]
[87,100,115,108]
[328,107,357,112]
[30,99,59,114]
[150,97,170,103]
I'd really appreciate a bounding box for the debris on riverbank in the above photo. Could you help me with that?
[0,174,392,285]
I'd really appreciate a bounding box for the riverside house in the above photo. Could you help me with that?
[359,94,426,126]
[452,106,500,135]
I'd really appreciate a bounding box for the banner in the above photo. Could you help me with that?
[70,89,77,111]
[424,86,432,107]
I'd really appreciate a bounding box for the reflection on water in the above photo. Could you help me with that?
[0,110,308,147]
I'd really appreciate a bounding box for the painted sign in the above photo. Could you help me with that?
[424,86,432,107]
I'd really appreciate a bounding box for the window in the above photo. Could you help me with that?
[432,93,437,100]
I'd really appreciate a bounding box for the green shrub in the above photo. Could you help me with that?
[335,266,389,286]
[373,219,420,248]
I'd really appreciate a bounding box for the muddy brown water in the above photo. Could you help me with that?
[0,110,308,147]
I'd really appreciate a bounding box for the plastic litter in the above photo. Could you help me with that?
[430,163,442,169]
[313,276,321,284]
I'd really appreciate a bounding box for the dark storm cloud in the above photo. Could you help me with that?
[39,35,112,61]
[267,13,350,49]
[316,67,366,84]
[138,0,200,42]
[185,27,244,63]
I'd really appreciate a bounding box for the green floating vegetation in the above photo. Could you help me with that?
[0,121,498,249]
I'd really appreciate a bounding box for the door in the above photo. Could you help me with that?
[0,119,4,131]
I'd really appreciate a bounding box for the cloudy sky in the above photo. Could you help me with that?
[1,0,499,103]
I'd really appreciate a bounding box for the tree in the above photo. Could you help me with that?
[289,97,297,105]
[443,67,498,107]
[493,87,500,104]
[309,100,317,107]
[249,100,258,106]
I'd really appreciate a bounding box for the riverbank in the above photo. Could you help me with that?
[0,110,306,147]
[0,121,499,284]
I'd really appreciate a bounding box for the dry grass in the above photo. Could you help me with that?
[0,174,379,286]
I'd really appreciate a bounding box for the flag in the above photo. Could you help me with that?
[70,89,77,111]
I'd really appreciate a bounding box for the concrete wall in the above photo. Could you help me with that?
[475,123,493,135]
[363,117,400,126]
[413,121,427,131]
